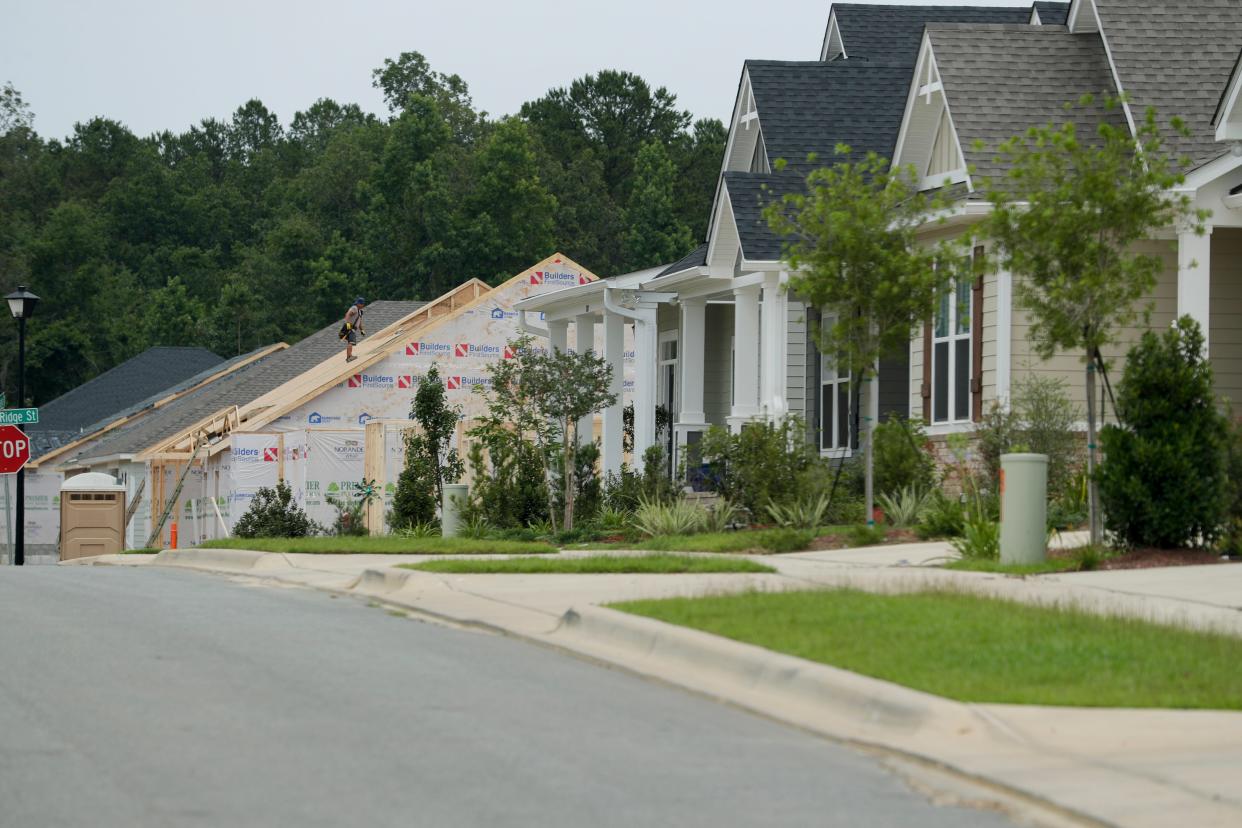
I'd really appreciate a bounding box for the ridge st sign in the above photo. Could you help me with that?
[0,425,31,474]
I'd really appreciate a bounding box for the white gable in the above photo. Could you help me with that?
[707,186,742,272]
[892,35,969,191]
[1067,0,1099,34]
[1216,52,1242,141]
[722,68,763,173]
[820,11,846,61]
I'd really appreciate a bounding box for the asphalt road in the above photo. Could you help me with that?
[0,567,1018,827]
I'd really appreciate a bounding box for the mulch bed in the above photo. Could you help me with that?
[1049,546,1235,570]
[807,528,920,551]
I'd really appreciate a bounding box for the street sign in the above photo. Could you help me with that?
[0,408,37,425]
[0,426,30,475]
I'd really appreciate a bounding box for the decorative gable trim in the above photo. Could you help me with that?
[1215,49,1242,141]
[1030,7,1043,25]
[721,68,764,174]
[820,11,847,61]
[893,34,970,193]
[1066,0,1098,33]
[706,186,742,273]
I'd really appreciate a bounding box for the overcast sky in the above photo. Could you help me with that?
[6,0,1036,140]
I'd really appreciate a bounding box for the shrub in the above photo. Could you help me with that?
[702,498,743,533]
[756,528,816,554]
[766,494,830,530]
[872,416,937,498]
[460,421,549,530]
[876,485,928,527]
[915,490,966,539]
[845,524,887,547]
[633,496,705,537]
[976,375,1082,500]
[397,522,439,539]
[950,517,1000,560]
[391,367,464,529]
[592,507,633,534]
[700,417,823,518]
[1098,317,1229,549]
[234,481,315,539]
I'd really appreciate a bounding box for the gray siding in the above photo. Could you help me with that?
[786,300,807,421]
[704,303,734,427]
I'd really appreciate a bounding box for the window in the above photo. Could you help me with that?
[932,278,972,423]
[818,314,852,453]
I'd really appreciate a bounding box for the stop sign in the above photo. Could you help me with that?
[0,425,31,474]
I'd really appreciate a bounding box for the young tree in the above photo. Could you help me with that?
[392,365,464,528]
[623,140,693,270]
[476,336,616,532]
[766,146,961,527]
[980,97,1207,544]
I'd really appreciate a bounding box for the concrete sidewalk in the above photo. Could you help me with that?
[80,544,1242,827]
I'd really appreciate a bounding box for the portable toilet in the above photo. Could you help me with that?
[60,473,127,560]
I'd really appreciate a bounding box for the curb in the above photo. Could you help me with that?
[555,604,977,737]
[151,548,294,573]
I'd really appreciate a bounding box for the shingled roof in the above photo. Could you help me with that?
[1094,0,1242,171]
[829,4,1036,64]
[1032,2,1070,25]
[927,23,1124,186]
[746,60,914,175]
[656,244,708,279]
[67,301,425,465]
[28,347,222,458]
[722,172,805,262]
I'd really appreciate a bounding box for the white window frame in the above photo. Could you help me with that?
[931,278,973,424]
[816,314,852,458]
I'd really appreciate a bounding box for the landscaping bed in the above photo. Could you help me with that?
[613,588,1242,709]
[199,537,557,555]
[403,554,774,575]
[948,546,1237,576]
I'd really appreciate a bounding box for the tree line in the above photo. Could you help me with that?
[0,55,725,404]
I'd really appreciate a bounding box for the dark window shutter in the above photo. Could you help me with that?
[971,245,985,422]
[921,320,932,422]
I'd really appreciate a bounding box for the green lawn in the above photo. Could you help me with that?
[200,536,556,555]
[403,554,775,575]
[569,528,818,554]
[945,557,1081,575]
[121,548,160,555]
[613,589,1242,709]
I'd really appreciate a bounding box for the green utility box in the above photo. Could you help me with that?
[441,483,469,538]
[999,453,1048,565]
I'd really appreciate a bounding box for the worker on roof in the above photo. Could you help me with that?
[340,297,367,362]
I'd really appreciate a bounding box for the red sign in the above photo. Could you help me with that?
[454,343,469,357]
[347,374,362,388]
[446,376,461,390]
[406,342,420,355]
[262,447,278,462]
[503,345,516,360]
[530,272,544,285]
[0,425,30,474]
[397,375,413,389]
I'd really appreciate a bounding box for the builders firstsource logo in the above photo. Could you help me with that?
[531,268,585,287]
[406,341,453,356]
[234,447,277,464]
[346,373,411,390]
[454,343,502,358]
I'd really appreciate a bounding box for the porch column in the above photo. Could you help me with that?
[1178,223,1213,354]
[575,313,597,446]
[633,317,659,459]
[729,284,761,431]
[677,298,707,426]
[760,272,787,418]
[602,311,625,478]
[547,319,569,354]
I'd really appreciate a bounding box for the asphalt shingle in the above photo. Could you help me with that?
[723,172,806,262]
[1095,0,1242,171]
[28,347,223,458]
[656,244,708,279]
[747,60,914,175]
[69,301,425,464]
[830,3,1037,64]
[1032,2,1070,25]
[927,23,1125,186]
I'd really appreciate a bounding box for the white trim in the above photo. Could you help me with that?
[925,422,975,438]
[1181,150,1242,190]
[1214,53,1242,137]
[996,265,1013,406]
[706,186,740,270]
[1071,0,1138,141]
[919,168,968,191]
[894,34,971,193]
[1030,7,1042,25]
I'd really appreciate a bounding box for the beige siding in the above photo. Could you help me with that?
[786,300,807,421]
[1010,238,1178,417]
[981,270,998,408]
[909,320,924,420]
[1211,230,1242,409]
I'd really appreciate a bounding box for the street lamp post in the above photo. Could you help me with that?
[6,286,39,566]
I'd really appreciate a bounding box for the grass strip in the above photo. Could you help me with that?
[945,557,1081,575]
[199,536,556,555]
[121,548,160,555]
[613,589,1242,709]
[403,554,775,575]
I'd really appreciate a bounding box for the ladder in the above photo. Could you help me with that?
[123,477,146,532]
[145,439,207,549]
